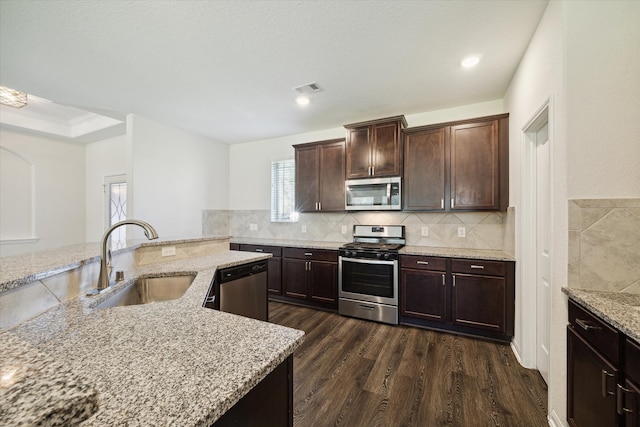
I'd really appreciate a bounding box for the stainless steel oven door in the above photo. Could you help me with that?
[338,256,398,306]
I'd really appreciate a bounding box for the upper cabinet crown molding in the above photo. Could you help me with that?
[344,115,406,179]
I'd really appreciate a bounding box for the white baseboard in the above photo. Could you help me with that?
[548,409,567,427]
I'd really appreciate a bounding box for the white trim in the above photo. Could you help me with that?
[0,237,40,244]
[519,96,554,370]
[548,409,567,427]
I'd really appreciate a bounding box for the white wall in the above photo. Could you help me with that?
[129,114,229,239]
[504,1,640,425]
[229,100,505,210]
[85,133,128,242]
[0,128,86,257]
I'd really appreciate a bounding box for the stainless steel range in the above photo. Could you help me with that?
[338,225,405,325]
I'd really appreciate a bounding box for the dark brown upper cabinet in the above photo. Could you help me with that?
[403,114,509,211]
[294,138,345,212]
[344,116,407,179]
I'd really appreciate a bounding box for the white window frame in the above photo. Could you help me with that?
[270,159,297,222]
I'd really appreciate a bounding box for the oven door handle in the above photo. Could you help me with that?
[339,256,396,266]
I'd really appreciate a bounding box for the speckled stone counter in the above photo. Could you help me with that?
[563,287,640,343]
[231,237,343,250]
[230,238,515,261]
[400,245,515,261]
[2,248,305,426]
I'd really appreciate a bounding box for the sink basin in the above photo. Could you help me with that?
[96,274,196,309]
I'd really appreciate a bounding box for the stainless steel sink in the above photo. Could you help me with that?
[96,274,196,309]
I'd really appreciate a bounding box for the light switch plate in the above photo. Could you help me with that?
[301,225,307,233]
[161,246,176,257]
[341,225,347,234]
[421,226,429,236]
[458,227,466,237]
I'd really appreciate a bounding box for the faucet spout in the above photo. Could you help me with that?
[94,219,159,292]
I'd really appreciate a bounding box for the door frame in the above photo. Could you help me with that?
[519,97,554,373]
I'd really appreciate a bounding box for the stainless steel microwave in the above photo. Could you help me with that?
[345,177,401,211]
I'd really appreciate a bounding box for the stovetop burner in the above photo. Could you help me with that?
[340,225,406,257]
[342,242,404,252]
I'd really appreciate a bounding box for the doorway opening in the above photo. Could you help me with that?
[521,101,552,386]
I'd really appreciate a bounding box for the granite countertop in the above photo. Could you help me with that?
[230,238,515,261]
[563,287,640,343]
[1,245,305,426]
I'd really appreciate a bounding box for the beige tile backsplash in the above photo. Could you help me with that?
[203,209,510,251]
[568,199,640,294]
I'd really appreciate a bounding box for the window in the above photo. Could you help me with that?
[104,174,127,250]
[271,159,296,222]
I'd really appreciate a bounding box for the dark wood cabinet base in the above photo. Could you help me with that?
[212,355,293,427]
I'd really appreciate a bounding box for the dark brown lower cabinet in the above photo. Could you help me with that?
[400,255,514,343]
[212,355,292,427]
[279,247,338,310]
[567,299,640,427]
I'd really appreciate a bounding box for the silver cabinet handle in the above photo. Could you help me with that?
[576,318,602,331]
[453,275,456,287]
[617,383,634,415]
[372,167,375,176]
[318,202,321,211]
[470,265,485,269]
[442,274,445,286]
[416,261,429,265]
[602,370,616,397]
[304,252,313,256]
[255,248,264,252]
[451,198,454,208]
[441,199,444,209]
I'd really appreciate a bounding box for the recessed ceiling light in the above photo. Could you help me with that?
[296,96,310,106]
[461,56,481,68]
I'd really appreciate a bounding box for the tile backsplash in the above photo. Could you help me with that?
[568,199,640,294]
[203,209,510,251]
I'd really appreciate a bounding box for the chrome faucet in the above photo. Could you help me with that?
[92,219,159,293]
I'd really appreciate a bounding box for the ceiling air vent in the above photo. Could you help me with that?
[292,82,323,95]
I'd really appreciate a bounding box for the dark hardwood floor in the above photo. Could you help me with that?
[269,302,548,427]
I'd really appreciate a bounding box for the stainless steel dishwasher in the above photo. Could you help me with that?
[203,260,268,321]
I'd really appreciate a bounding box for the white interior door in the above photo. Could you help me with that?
[535,123,550,385]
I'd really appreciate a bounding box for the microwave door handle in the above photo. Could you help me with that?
[387,183,391,203]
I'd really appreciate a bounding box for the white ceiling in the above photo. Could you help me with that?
[0,1,548,145]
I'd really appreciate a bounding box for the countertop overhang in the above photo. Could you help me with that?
[1,238,305,426]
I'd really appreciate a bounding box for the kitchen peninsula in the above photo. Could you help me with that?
[0,237,304,426]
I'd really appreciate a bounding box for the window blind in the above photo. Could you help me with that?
[271,159,296,222]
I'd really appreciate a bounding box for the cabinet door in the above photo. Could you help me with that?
[401,269,447,322]
[346,127,371,179]
[567,327,619,427]
[318,141,346,211]
[621,379,639,427]
[295,144,319,212]
[371,121,401,177]
[450,120,499,210]
[267,257,282,295]
[309,261,337,305]
[403,127,447,210]
[282,258,309,299]
[452,273,505,333]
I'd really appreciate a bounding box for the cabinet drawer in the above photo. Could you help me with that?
[568,300,619,364]
[283,247,336,262]
[240,244,282,257]
[400,255,447,271]
[626,338,640,385]
[451,259,506,276]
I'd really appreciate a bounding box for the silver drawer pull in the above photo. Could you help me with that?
[359,304,375,311]
[617,384,634,415]
[304,252,313,256]
[576,318,602,331]
[470,265,485,269]
[255,248,264,252]
[602,370,616,397]
[416,261,429,265]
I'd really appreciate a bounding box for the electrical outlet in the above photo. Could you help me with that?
[161,246,176,257]
[421,226,429,237]
[341,225,347,234]
[249,223,258,231]
[458,227,466,237]
[301,225,307,233]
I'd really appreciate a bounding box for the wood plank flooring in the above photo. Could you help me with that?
[269,302,548,427]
